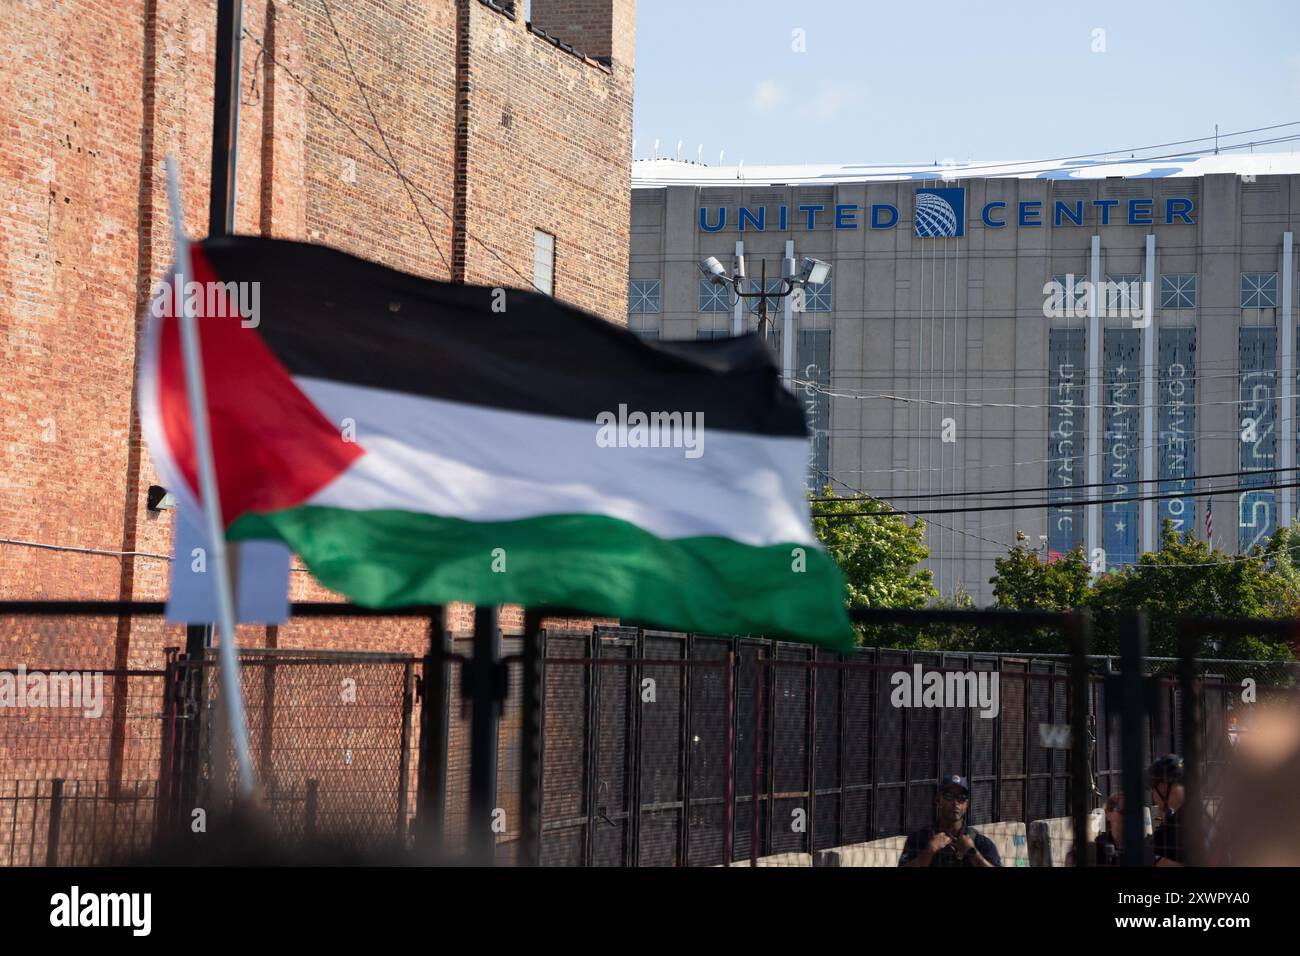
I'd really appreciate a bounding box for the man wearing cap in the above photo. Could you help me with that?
[1150,754,1186,866]
[899,774,1002,868]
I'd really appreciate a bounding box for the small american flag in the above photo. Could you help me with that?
[1205,495,1213,543]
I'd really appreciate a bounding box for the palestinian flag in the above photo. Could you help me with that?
[139,236,853,650]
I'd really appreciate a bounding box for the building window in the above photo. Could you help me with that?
[533,230,555,296]
[747,278,786,315]
[696,329,728,340]
[1051,272,1089,313]
[801,279,833,312]
[699,280,730,313]
[632,327,660,341]
[1160,273,1197,309]
[1241,272,1278,309]
[628,279,661,314]
[1105,273,1142,314]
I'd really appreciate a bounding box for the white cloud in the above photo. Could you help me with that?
[751,80,789,113]
[812,82,863,121]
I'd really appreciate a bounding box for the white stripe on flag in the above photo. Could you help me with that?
[297,376,818,548]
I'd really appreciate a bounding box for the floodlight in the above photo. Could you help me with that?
[799,257,831,285]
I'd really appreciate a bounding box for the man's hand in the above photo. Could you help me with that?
[901,832,952,866]
[952,831,996,867]
[928,832,954,854]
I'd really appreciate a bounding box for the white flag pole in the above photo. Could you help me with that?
[164,155,256,796]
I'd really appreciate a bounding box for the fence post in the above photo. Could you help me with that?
[1178,621,1204,866]
[46,779,64,867]
[583,628,600,867]
[155,649,181,841]
[679,633,692,867]
[467,605,503,866]
[806,650,817,856]
[260,629,278,785]
[397,660,415,843]
[178,630,208,834]
[519,610,544,867]
[837,652,848,846]
[415,608,450,859]
[1118,610,1151,866]
[629,627,643,867]
[763,639,776,853]
[751,655,762,867]
[304,778,318,840]
[1069,612,1092,866]
[723,650,735,866]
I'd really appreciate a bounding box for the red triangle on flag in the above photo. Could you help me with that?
[148,244,365,527]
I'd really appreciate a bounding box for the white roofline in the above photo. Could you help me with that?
[631,153,1300,188]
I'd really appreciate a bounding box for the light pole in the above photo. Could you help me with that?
[698,254,831,388]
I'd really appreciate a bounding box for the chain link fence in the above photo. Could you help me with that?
[1,604,1295,865]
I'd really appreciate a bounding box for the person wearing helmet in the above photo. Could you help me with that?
[1149,754,1186,866]
[898,773,1002,868]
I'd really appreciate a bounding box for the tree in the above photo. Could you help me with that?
[810,488,935,646]
[1088,521,1294,659]
[911,584,983,652]
[984,543,1092,653]
[991,544,1092,612]
[982,522,1298,661]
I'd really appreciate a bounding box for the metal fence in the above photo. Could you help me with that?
[524,627,1296,865]
[1,602,1296,865]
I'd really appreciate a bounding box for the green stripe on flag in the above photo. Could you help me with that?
[228,506,855,651]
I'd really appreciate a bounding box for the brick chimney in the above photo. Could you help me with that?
[528,0,636,72]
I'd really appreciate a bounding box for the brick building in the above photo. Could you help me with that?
[0,0,636,675]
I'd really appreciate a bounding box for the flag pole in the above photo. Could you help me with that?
[164,155,256,797]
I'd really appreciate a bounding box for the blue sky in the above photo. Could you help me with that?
[632,0,1300,166]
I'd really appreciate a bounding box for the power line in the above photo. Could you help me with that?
[795,378,1288,412]
[811,466,1300,504]
[810,470,1300,572]
[241,10,544,294]
[797,364,1292,395]
[847,121,1300,181]
[813,479,1300,518]
[811,468,1011,552]
[647,124,1300,184]
[317,0,451,278]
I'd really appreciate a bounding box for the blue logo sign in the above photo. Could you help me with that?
[914,188,965,238]
[698,195,1195,234]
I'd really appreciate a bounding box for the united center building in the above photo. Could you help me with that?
[629,156,1300,602]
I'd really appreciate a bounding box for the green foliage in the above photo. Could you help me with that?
[809,488,935,647]
[991,544,1092,612]
[984,520,1299,660]
[1087,522,1287,656]
[810,492,1299,663]
[909,585,984,652]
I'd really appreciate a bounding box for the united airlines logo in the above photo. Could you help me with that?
[914,187,965,238]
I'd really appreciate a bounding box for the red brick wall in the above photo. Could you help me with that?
[0,0,635,670]
[459,0,633,320]
[530,0,636,64]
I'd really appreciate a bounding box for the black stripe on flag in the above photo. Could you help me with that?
[197,237,806,438]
